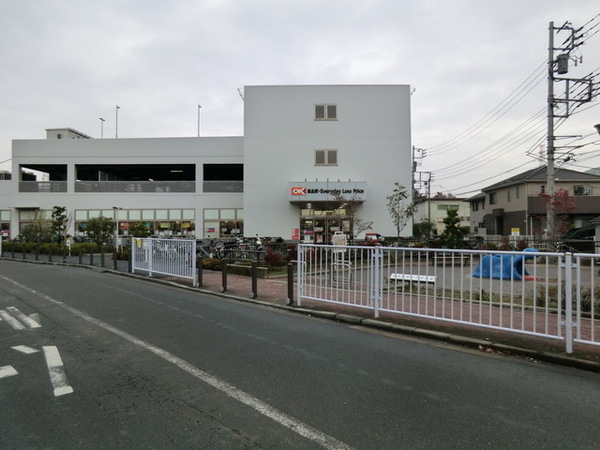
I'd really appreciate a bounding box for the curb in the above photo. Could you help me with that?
[3,257,600,373]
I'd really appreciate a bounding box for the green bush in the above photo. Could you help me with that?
[201,257,224,271]
[535,284,600,314]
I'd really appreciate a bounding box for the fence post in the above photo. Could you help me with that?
[113,246,118,270]
[197,256,203,287]
[11,244,15,258]
[250,261,258,299]
[371,247,383,318]
[48,246,53,262]
[89,249,94,266]
[100,246,105,267]
[286,262,294,305]
[35,244,40,261]
[22,243,26,259]
[220,260,228,292]
[128,245,133,273]
[62,246,67,263]
[564,253,574,354]
[78,249,83,264]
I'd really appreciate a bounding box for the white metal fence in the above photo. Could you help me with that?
[131,238,197,287]
[297,244,599,354]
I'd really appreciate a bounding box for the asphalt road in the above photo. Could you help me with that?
[1,260,599,449]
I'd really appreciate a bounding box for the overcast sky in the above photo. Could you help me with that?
[1,1,598,195]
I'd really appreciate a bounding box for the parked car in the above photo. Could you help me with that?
[559,226,596,253]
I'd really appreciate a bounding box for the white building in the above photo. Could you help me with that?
[0,84,413,243]
[413,197,470,237]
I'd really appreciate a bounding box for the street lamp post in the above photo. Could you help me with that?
[115,105,120,138]
[112,206,122,270]
[99,117,105,138]
[197,105,201,137]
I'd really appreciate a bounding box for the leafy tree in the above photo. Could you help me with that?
[20,210,52,243]
[85,216,114,246]
[386,182,414,239]
[129,222,152,238]
[51,206,70,244]
[538,188,576,237]
[439,208,469,248]
[413,219,435,239]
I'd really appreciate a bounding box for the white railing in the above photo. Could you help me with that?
[297,244,599,354]
[131,238,197,286]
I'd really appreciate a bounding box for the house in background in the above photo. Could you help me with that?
[413,197,470,237]
[469,166,600,237]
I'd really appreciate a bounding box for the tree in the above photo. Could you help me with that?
[329,191,373,240]
[51,206,70,244]
[85,216,114,246]
[413,219,435,239]
[386,182,415,239]
[538,188,576,237]
[439,208,469,248]
[129,222,152,238]
[20,210,52,243]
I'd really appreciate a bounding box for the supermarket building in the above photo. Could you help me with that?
[0,85,413,243]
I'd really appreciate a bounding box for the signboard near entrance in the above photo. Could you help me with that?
[332,231,347,247]
[288,181,367,202]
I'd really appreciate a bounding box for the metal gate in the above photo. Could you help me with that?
[131,238,197,287]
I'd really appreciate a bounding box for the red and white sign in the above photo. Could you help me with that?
[290,187,306,196]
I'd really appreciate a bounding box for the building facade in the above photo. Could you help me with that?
[413,197,470,237]
[469,166,600,237]
[0,84,413,243]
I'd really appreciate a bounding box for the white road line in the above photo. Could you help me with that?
[0,309,25,330]
[7,306,42,328]
[0,365,19,379]
[12,345,39,354]
[42,346,74,397]
[0,274,353,450]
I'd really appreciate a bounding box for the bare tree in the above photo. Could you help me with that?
[386,182,414,239]
[330,191,373,240]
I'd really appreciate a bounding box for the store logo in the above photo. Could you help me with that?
[290,187,306,195]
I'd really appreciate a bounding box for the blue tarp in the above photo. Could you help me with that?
[472,248,539,280]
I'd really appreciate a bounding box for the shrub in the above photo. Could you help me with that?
[201,257,223,271]
[263,247,284,269]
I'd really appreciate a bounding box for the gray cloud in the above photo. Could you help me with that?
[0,0,598,194]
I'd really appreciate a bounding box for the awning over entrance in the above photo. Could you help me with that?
[288,181,367,202]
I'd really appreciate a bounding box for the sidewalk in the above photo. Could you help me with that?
[134,265,600,372]
[3,253,600,371]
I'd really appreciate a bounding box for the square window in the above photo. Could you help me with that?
[314,104,337,120]
[315,149,338,166]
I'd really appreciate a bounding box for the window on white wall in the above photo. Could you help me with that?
[574,185,591,196]
[315,150,337,166]
[314,104,337,120]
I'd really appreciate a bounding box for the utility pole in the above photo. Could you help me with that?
[546,22,556,238]
[545,20,592,238]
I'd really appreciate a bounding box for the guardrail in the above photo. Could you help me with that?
[297,244,599,354]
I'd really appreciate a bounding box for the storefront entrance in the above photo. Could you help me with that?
[299,204,350,243]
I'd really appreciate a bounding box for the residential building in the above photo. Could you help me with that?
[469,166,600,237]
